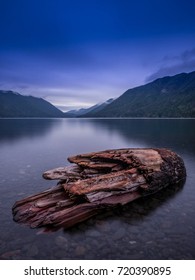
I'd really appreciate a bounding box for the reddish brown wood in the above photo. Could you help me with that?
[12,148,186,230]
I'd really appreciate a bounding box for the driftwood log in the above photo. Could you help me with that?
[12,148,186,230]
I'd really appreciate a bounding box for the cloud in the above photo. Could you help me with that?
[146,47,195,82]
[180,48,195,61]
[0,45,143,103]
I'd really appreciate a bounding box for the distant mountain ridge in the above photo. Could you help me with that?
[64,98,114,117]
[1,71,195,118]
[0,90,64,118]
[82,71,195,118]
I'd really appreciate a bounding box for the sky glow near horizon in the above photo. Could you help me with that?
[0,0,195,111]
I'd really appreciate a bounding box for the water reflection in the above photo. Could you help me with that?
[0,119,61,143]
[113,178,185,222]
[0,118,194,260]
[78,119,195,154]
[61,179,185,233]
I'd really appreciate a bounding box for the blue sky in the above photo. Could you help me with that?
[0,0,195,111]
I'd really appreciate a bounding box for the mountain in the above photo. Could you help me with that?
[2,71,195,118]
[0,90,64,118]
[64,98,114,117]
[83,71,195,118]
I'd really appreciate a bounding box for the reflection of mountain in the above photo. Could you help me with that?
[0,119,61,142]
[77,118,195,154]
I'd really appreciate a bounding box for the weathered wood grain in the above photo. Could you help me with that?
[12,148,186,230]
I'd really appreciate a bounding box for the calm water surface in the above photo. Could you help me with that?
[0,118,194,260]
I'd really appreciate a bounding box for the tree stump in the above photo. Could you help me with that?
[12,148,186,230]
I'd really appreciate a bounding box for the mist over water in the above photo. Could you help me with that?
[0,118,194,259]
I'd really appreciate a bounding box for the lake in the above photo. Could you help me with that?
[0,118,195,260]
